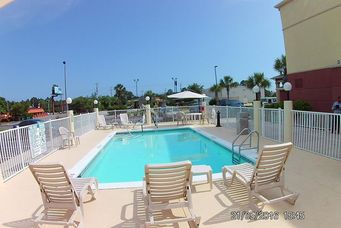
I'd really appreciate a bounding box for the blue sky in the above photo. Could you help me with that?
[0,0,284,101]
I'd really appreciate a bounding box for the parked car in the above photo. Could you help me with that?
[218,99,244,107]
[13,119,43,128]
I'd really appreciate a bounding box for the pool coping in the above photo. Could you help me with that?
[70,126,249,189]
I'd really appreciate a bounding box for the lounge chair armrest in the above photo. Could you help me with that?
[234,170,250,185]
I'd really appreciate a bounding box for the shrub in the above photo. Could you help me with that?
[264,100,312,111]
[293,100,312,111]
[209,99,217,105]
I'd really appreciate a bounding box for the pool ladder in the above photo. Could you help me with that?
[232,128,259,164]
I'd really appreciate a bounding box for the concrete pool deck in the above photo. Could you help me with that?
[1,125,341,228]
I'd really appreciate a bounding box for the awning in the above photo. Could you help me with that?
[167,91,207,99]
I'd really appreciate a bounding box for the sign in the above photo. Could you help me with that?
[28,122,47,158]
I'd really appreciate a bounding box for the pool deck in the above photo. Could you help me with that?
[1,125,341,228]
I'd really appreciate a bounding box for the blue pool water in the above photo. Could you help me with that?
[80,128,248,183]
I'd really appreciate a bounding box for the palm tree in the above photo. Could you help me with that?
[219,76,239,100]
[186,83,204,94]
[274,55,287,81]
[245,73,271,100]
[209,84,222,102]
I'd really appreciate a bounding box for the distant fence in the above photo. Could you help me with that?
[0,112,96,182]
[206,106,254,131]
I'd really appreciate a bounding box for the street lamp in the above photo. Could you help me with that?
[133,79,139,97]
[283,82,292,100]
[214,65,218,86]
[63,61,68,112]
[66,97,72,111]
[252,85,260,101]
[171,77,178,93]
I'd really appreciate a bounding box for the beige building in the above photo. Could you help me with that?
[204,85,263,103]
[275,0,341,111]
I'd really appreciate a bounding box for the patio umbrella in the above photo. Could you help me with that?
[167,91,207,99]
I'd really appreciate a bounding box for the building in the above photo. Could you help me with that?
[275,0,341,112]
[27,107,48,118]
[204,85,263,103]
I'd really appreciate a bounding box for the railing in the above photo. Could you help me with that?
[231,128,259,164]
[99,109,145,125]
[261,108,284,142]
[292,110,341,160]
[0,112,96,182]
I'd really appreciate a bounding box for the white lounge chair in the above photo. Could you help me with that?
[176,111,188,125]
[222,142,299,210]
[119,113,134,128]
[143,161,200,228]
[59,126,80,149]
[97,114,115,130]
[29,163,98,227]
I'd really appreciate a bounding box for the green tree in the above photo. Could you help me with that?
[209,84,222,102]
[10,101,31,120]
[0,97,7,113]
[69,97,93,114]
[114,84,134,105]
[219,76,238,100]
[245,73,271,100]
[186,83,204,94]
[273,55,287,81]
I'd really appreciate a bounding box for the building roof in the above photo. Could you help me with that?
[27,107,45,114]
[274,0,293,9]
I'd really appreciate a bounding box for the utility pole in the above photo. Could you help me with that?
[110,86,113,96]
[133,78,139,97]
[214,65,218,87]
[172,77,178,93]
[95,83,99,97]
[63,61,68,112]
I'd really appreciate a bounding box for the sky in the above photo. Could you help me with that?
[0,0,284,101]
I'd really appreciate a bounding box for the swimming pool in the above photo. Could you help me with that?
[79,128,249,184]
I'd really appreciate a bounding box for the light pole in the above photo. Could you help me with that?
[171,77,178,93]
[283,82,292,100]
[63,61,68,112]
[133,79,139,97]
[214,65,218,86]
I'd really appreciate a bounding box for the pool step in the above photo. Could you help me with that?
[240,148,258,163]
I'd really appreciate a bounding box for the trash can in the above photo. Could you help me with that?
[236,112,249,135]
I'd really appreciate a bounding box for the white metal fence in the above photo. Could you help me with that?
[0,112,96,182]
[74,112,97,137]
[261,108,284,142]
[206,106,254,130]
[292,110,341,160]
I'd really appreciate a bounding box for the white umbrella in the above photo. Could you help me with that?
[167,91,207,99]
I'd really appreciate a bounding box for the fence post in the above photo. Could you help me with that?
[145,104,152,125]
[253,101,261,133]
[67,110,75,144]
[16,128,25,169]
[93,108,99,129]
[261,107,265,136]
[284,101,293,142]
[278,108,282,141]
